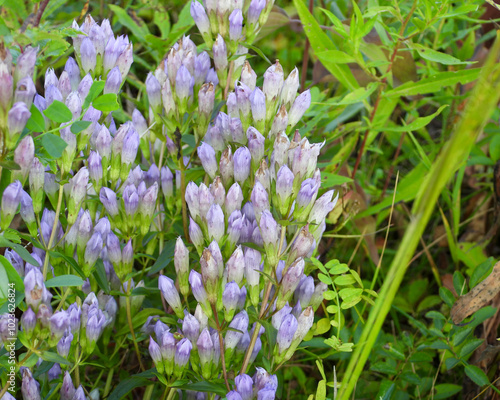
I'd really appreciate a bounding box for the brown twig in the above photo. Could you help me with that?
[300,0,314,92]
[34,0,50,27]
[351,0,418,179]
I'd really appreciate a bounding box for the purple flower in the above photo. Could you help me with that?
[206,204,225,242]
[175,338,192,369]
[225,310,249,350]
[263,61,284,103]
[182,312,201,344]
[189,270,208,307]
[277,314,298,354]
[191,1,210,36]
[8,101,31,135]
[233,147,251,184]
[99,187,119,217]
[288,89,311,127]
[250,181,269,223]
[1,180,22,229]
[158,275,183,318]
[80,37,97,73]
[198,142,218,179]
[247,126,265,164]
[213,35,228,72]
[229,9,243,42]
[104,66,122,94]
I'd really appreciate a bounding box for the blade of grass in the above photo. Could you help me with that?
[338,31,500,400]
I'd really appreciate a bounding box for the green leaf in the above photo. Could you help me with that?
[83,81,106,109]
[40,351,70,365]
[434,384,462,399]
[338,288,363,302]
[400,372,421,385]
[108,5,150,43]
[0,255,24,291]
[470,258,494,288]
[334,275,356,285]
[453,327,472,347]
[93,259,110,294]
[165,1,195,47]
[45,274,84,288]
[43,100,72,123]
[108,375,152,400]
[171,380,227,396]
[318,273,332,285]
[316,50,355,64]
[409,352,433,363]
[314,318,331,335]
[41,133,68,159]
[0,236,39,266]
[453,270,467,296]
[92,93,120,112]
[149,240,176,275]
[26,104,46,132]
[445,357,460,370]
[294,0,359,91]
[412,43,472,65]
[460,339,484,358]
[316,380,326,400]
[464,365,489,387]
[0,160,20,170]
[383,68,481,98]
[70,121,92,134]
[335,82,379,105]
[381,105,448,132]
[0,260,8,304]
[439,287,455,308]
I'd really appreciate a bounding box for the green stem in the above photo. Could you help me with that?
[338,31,500,400]
[103,367,114,397]
[125,289,145,371]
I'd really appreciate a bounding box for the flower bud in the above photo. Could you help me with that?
[229,9,243,42]
[250,88,266,130]
[21,306,36,337]
[198,142,218,179]
[276,165,294,215]
[233,147,251,184]
[11,138,33,187]
[247,126,265,166]
[191,1,211,42]
[225,183,243,216]
[277,258,304,309]
[104,66,122,94]
[8,102,31,143]
[1,180,22,230]
[182,312,200,344]
[308,190,338,230]
[0,63,13,111]
[65,57,80,90]
[213,34,228,72]
[282,67,300,107]
[21,368,40,400]
[225,310,248,352]
[223,281,241,322]
[227,92,238,118]
[84,232,103,274]
[189,217,205,253]
[15,46,37,83]
[275,314,297,356]
[189,270,210,315]
[235,82,251,121]
[198,183,214,220]
[149,336,164,373]
[263,61,284,104]
[197,328,214,379]
[288,225,315,264]
[210,177,226,206]
[106,232,121,266]
[14,75,36,107]
[227,392,243,400]
[247,0,266,26]
[146,72,162,112]
[310,282,327,311]
[99,187,119,217]
[61,371,76,400]
[80,37,97,73]
[158,275,184,319]
[175,338,192,373]
[200,248,220,304]
[288,89,311,128]
[67,168,89,224]
[250,181,269,223]
[206,204,225,242]
[175,64,193,105]
[174,237,190,297]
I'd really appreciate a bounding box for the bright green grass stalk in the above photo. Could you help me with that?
[338,32,500,400]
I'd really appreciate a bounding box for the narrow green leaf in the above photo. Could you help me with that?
[384,68,481,98]
[381,105,448,132]
[45,275,84,288]
[412,43,472,65]
[108,5,150,43]
[43,100,72,123]
[316,50,355,64]
[434,384,462,399]
[149,240,175,274]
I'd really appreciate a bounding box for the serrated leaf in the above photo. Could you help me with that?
[41,133,67,158]
[434,384,462,399]
[465,365,489,387]
[459,338,484,358]
[43,100,72,123]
